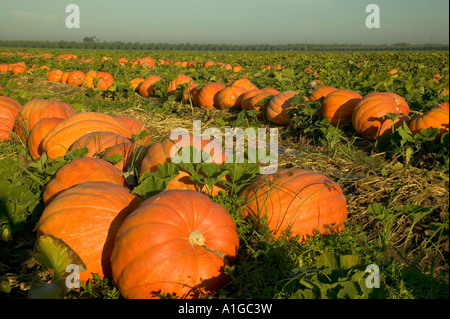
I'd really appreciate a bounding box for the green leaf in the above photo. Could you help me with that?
[133,163,179,199]
[29,234,86,299]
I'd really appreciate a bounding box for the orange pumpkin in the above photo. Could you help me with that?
[197,83,226,109]
[309,86,338,101]
[138,75,162,98]
[167,74,193,96]
[0,96,22,141]
[182,82,201,105]
[42,157,128,206]
[83,71,98,89]
[69,131,133,157]
[247,92,276,117]
[436,102,449,111]
[321,89,362,126]
[60,72,70,84]
[231,78,258,92]
[239,89,263,110]
[351,92,410,140]
[14,99,76,141]
[240,167,348,241]
[37,181,140,283]
[41,112,133,159]
[113,115,151,146]
[102,143,148,172]
[27,118,64,159]
[215,86,247,109]
[266,91,299,125]
[129,78,145,91]
[94,72,114,90]
[409,107,449,138]
[111,189,239,299]
[67,71,85,86]
[47,69,64,82]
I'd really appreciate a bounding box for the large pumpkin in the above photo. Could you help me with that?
[240,168,348,241]
[69,131,133,157]
[321,89,362,126]
[42,157,128,206]
[239,89,264,110]
[111,189,239,299]
[409,107,449,138]
[266,91,299,125]
[309,86,338,101]
[112,115,151,146]
[231,78,258,92]
[94,72,114,90]
[215,86,247,109]
[351,92,410,140]
[197,83,226,109]
[140,133,226,195]
[47,69,64,82]
[67,71,85,86]
[435,102,449,111]
[102,143,148,172]
[138,75,162,98]
[13,99,76,141]
[37,181,140,283]
[167,74,193,96]
[27,118,64,158]
[41,112,132,159]
[0,96,22,141]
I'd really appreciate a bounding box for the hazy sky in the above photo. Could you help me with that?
[0,0,448,45]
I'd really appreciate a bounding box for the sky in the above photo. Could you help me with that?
[0,0,448,45]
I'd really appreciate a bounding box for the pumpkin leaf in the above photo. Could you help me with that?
[29,234,86,299]
[133,163,179,199]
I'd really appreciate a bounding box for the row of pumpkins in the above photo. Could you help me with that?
[131,73,449,141]
[0,95,348,299]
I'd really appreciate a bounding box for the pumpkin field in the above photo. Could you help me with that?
[0,48,448,300]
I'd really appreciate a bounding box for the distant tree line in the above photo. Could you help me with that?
[0,39,448,52]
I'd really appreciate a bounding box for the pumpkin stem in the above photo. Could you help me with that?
[188,230,230,266]
[188,230,205,246]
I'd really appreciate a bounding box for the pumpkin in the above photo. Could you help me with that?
[67,70,85,86]
[0,64,8,73]
[309,86,338,101]
[102,143,148,172]
[37,181,140,282]
[94,72,114,90]
[60,72,70,84]
[436,102,449,111]
[167,74,193,96]
[204,61,215,68]
[11,64,26,75]
[409,107,449,138]
[266,91,299,125]
[197,83,226,109]
[14,99,76,141]
[240,168,348,241]
[140,133,226,195]
[47,69,64,82]
[43,157,128,205]
[247,92,276,117]
[69,131,133,157]
[182,82,201,105]
[239,89,263,110]
[129,78,145,91]
[321,89,362,126]
[138,75,162,98]
[111,189,239,299]
[138,56,156,68]
[83,71,97,89]
[215,86,247,109]
[0,96,22,141]
[351,92,410,140]
[41,112,132,159]
[231,78,258,92]
[112,115,151,146]
[27,118,64,158]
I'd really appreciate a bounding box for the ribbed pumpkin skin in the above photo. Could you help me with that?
[103,143,148,172]
[69,131,133,157]
[197,83,226,109]
[247,92,275,117]
[14,99,76,141]
[409,108,449,137]
[266,91,299,125]
[27,118,64,158]
[0,96,22,141]
[239,89,263,110]
[240,168,348,241]
[215,86,247,109]
[138,75,162,97]
[47,69,63,82]
[167,74,193,96]
[436,102,449,111]
[67,71,85,86]
[60,72,70,84]
[37,181,140,283]
[94,72,114,90]
[321,89,362,126]
[351,92,410,140]
[83,71,97,89]
[309,86,338,101]
[43,158,128,206]
[113,115,151,146]
[140,133,226,195]
[111,189,239,299]
[41,112,132,159]
[231,78,258,92]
